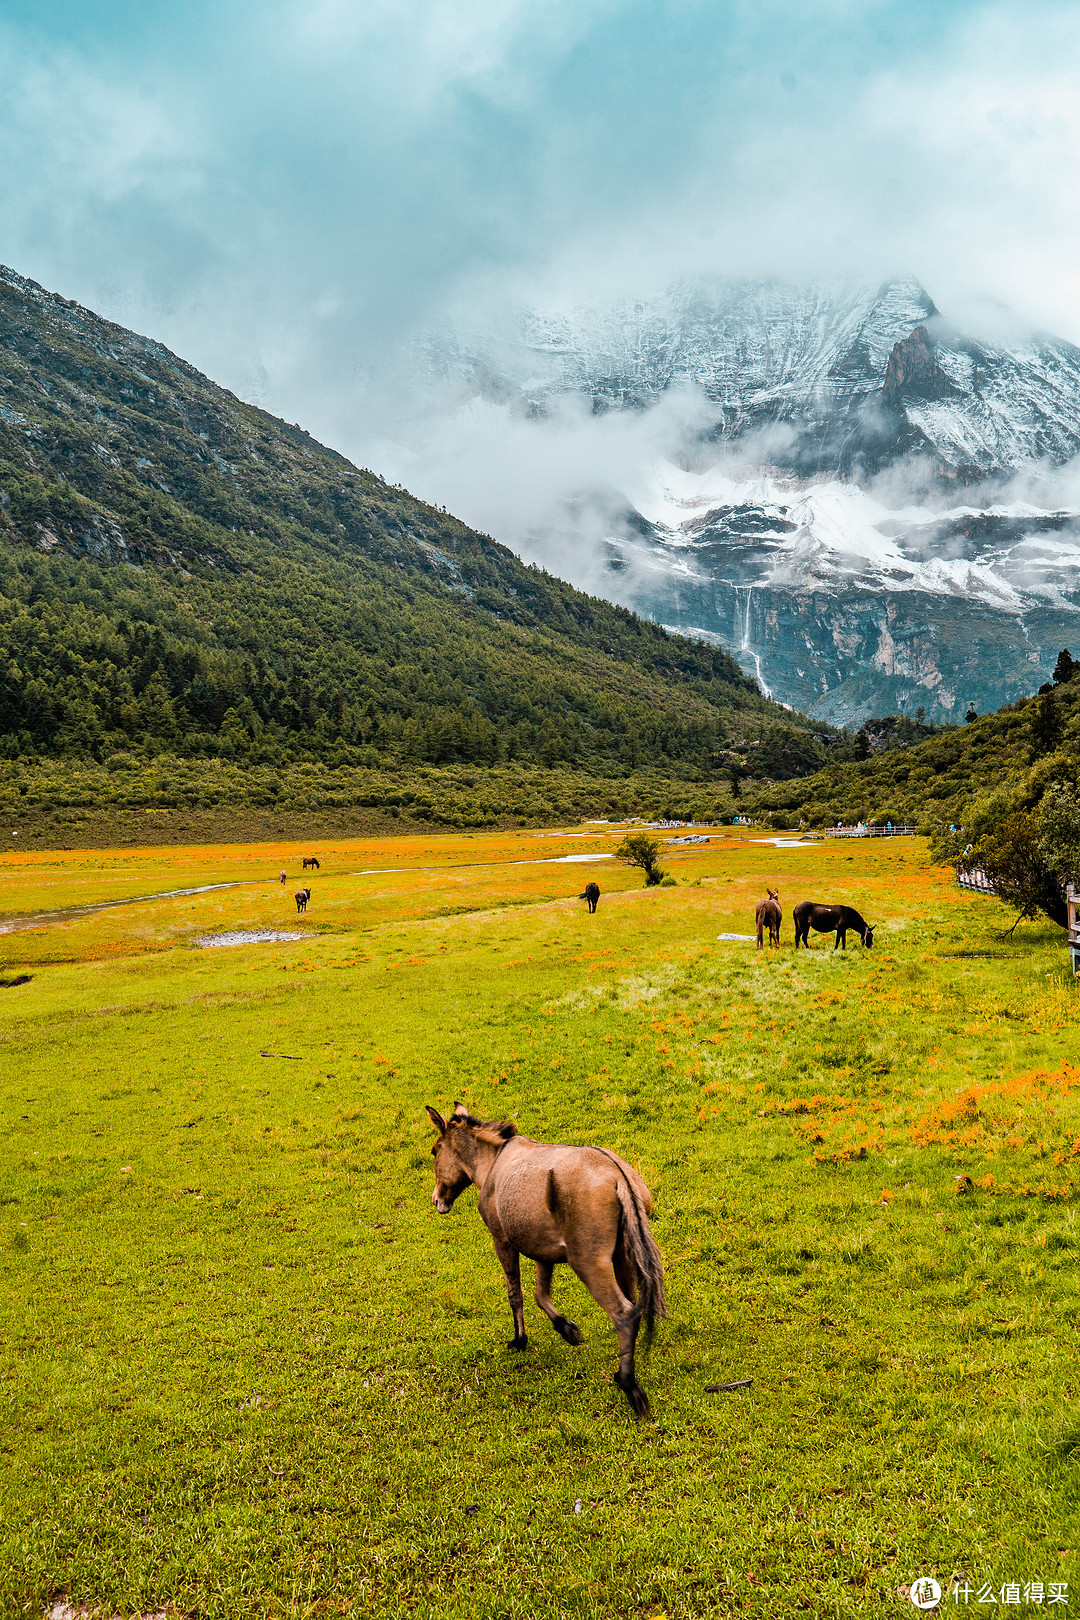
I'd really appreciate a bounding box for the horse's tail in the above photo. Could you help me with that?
[615,1177,666,1345]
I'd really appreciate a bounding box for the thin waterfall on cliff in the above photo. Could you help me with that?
[736,585,772,698]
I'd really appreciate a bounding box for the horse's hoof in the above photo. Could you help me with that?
[553,1314,582,1345]
[615,1371,651,1419]
[508,1334,528,1352]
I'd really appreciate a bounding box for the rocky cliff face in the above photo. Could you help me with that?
[424,277,1080,722]
[599,462,1080,723]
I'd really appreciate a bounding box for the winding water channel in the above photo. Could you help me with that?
[0,851,616,935]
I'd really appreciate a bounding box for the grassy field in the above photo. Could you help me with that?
[1,827,1078,1619]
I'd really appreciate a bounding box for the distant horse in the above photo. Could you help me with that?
[303,856,320,872]
[755,889,782,948]
[279,870,287,885]
[793,901,875,950]
[579,882,601,913]
[426,1103,666,1418]
[295,888,311,914]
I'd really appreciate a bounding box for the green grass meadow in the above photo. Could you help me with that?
[1,829,1078,1618]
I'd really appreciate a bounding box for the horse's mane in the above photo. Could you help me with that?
[452,1109,517,1142]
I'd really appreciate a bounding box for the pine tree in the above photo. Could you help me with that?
[1052,648,1075,685]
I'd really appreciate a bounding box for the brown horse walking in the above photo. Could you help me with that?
[579,881,601,913]
[755,889,782,948]
[295,888,311,914]
[426,1104,665,1417]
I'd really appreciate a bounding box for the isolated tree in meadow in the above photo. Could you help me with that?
[615,833,665,886]
[961,783,1080,931]
[967,810,1067,930]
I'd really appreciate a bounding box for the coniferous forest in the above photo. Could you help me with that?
[0,264,847,825]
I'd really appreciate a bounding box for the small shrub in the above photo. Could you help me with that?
[614,833,665,887]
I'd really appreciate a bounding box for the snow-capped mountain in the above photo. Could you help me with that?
[420,277,1080,723]
[429,276,1080,480]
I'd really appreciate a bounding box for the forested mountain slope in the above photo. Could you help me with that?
[0,265,841,781]
[745,676,1080,829]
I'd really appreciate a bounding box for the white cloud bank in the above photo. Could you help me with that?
[2,0,1080,553]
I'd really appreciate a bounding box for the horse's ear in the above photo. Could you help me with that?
[450,1102,470,1121]
[426,1106,447,1134]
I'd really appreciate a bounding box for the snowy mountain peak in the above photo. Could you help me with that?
[429,274,1080,483]
[417,275,1080,724]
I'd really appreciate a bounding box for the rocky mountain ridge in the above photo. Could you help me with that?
[423,276,1080,722]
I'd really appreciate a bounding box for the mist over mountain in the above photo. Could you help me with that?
[410,276,1080,725]
[0,262,845,785]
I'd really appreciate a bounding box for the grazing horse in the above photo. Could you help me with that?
[303,856,320,872]
[755,889,782,948]
[294,888,311,914]
[426,1103,666,1418]
[579,881,601,913]
[279,870,287,885]
[793,901,875,950]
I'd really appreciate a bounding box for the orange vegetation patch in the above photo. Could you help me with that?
[909,1063,1080,1194]
[756,1092,886,1165]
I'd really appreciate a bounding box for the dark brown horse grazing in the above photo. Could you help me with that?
[793,901,875,950]
[755,889,782,948]
[303,856,320,872]
[579,882,601,913]
[426,1103,665,1418]
[294,888,311,914]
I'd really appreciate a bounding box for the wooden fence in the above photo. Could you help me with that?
[956,876,1079,975]
[824,824,919,839]
[956,867,996,894]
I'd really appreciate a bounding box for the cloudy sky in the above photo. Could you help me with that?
[0,0,1077,504]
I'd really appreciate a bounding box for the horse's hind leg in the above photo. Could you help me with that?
[534,1260,582,1345]
[571,1260,649,1419]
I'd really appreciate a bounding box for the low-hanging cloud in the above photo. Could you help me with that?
[370,382,720,594]
[3,0,1080,547]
